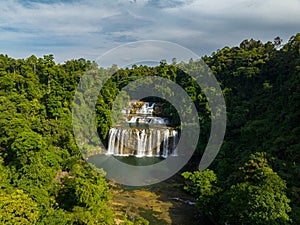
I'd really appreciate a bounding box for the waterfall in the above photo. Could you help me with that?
[147,129,153,157]
[172,130,178,156]
[106,127,178,158]
[107,101,179,158]
[156,129,161,156]
[107,128,117,155]
[162,129,169,158]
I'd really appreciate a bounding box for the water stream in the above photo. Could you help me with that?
[107,102,179,158]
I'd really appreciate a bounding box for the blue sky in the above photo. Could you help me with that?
[1,0,299,63]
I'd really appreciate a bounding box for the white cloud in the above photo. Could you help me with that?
[0,0,299,62]
[0,0,118,36]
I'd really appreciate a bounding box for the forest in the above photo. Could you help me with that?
[0,33,299,224]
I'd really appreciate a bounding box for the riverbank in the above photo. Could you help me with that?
[109,172,212,224]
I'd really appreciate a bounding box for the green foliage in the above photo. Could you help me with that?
[37,208,72,225]
[10,131,46,166]
[56,163,114,224]
[201,34,300,223]
[0,189,39,225]
[0,54,115,224]
[182,169,221,222]
[0,33,299,224]
[183,154,292,225]
[72,205,114,225]
[220,153,291,225]
[222,181,290,225]
[0,157,10,188]
[182,170,219,209]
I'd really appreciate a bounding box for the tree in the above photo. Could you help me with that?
[0,157,10,189]
[36,208,72,225]
[10,130,46,167]
[56,163,114,224]
[183,153,292,225]
[0,189,39,225]
[220,153,291,225]
[182,169,220,219]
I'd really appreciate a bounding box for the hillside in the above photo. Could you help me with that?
[0,33,299,224]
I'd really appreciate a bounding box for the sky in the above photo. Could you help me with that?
[0,0,300,63]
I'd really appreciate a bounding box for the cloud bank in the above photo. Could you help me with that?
[0,0,299,63]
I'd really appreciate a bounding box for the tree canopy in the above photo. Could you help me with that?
[0,33,299,224]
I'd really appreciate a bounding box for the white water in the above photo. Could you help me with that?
[135,102,155,114]
[107,102,178,157]
[126,116,169,125]
[107,127,178,157]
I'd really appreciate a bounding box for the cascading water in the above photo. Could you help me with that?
[107,127,178,158]
[107,102,179,158]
